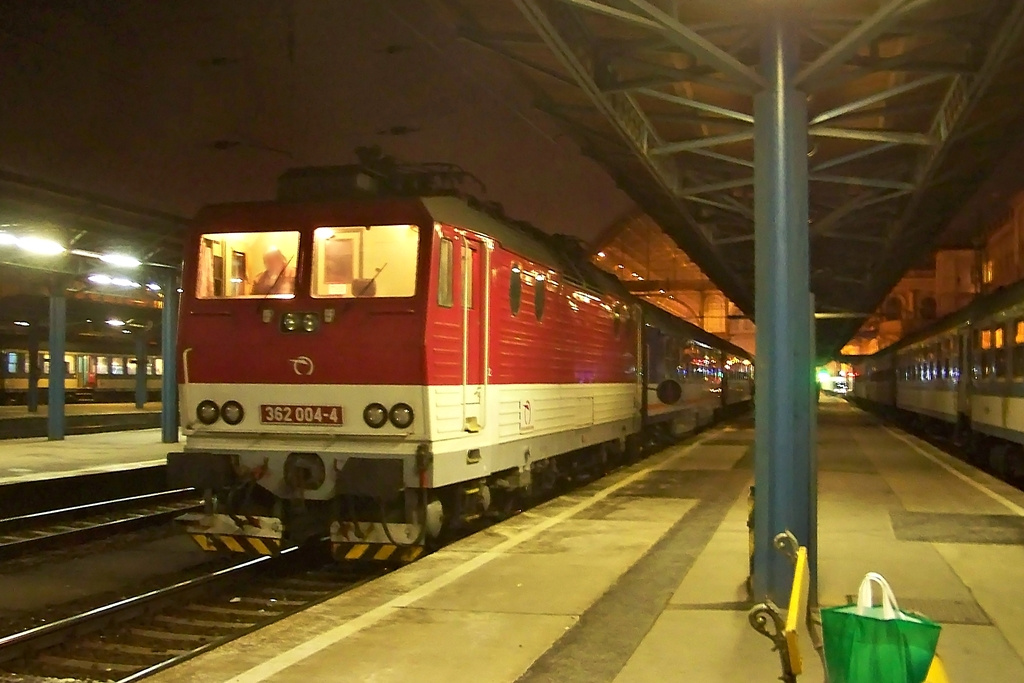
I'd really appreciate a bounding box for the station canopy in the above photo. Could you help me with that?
[445,0,1024,353]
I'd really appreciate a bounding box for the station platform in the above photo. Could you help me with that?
[148,398,1024,683]
[0,402,162,439]
[0,428,178,484]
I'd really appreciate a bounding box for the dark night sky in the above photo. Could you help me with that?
[0,0,633,242]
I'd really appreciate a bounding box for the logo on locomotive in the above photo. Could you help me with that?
[289,355,315,376]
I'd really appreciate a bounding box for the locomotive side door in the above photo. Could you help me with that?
[460,234,488,432]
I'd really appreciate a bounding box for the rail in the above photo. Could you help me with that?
[0,542,377,681]
[0,489,200,559]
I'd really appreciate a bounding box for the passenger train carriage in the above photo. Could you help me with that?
[0,344,163,405]
[168,162,753,561]
[852,276,1024,477]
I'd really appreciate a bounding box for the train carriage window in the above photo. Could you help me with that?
[110,357,125,376]
[197,231,299,299]
[995,325,1009,378]
[509,264,522,316]
[313,225,419,298]
[127,358,138,376]
[438,238,454,308]
[5,352,16,375]
[96,356,109,375]
[154,358,163,376]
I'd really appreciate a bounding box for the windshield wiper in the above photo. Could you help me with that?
[354,262,387,297]
[259,253,296,301]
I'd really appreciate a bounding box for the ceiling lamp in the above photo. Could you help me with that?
[100,253,141,268]
[15,235,66,256]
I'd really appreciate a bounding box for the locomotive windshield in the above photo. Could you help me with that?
[196,231,300,299]
[311,225,418,298]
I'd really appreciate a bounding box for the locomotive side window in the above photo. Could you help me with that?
[438,238,454,307]
[534,274,546,320]
[197,231,299,299]
[312,225,419,298]
[465,246,475,309]
[510,264,522,316]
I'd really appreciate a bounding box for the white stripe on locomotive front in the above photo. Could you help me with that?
[183,382,639,495]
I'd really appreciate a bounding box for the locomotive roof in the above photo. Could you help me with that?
[424,197,750,359]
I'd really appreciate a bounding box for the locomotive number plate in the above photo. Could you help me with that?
[260,405,343,425]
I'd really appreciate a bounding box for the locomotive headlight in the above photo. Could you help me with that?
[221,400,244,425]
[302,313,319,332]
[389,403,414,429]
[281,313,298,332]
[196,399,220,425]
[363,403,388,429]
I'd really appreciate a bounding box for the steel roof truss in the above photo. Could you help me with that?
[810,73,947,125]
[796,0,929,91]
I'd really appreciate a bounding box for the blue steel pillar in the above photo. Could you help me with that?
[47,290,67,441]
[26,326,40,413]
[752,8,815,603]
[161,277,179,443]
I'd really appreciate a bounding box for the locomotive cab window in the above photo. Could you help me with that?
[313,225,419,298]
[197,231,300,299]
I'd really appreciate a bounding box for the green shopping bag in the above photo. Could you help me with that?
[821,572,942,683]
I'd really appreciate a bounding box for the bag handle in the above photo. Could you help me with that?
[856,572,899,620]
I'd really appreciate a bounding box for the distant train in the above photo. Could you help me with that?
[168,161,754,561]
[851,276,1024,478]
[0,343,163,405]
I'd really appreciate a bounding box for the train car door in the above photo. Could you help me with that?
[957,329,971,419]
[460,235,488,432]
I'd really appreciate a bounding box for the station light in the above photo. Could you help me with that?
[99,253,141,268]
[106,318,126,327]
[88,274,141,288]
[13,321,29,327]
[12,235,66,256]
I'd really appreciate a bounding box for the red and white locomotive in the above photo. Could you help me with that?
[168,158,752,561]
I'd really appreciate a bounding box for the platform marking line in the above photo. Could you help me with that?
[221,432,719,683]
[881,425,1024,517]
[0,459,165,485]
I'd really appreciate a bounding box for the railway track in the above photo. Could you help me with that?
[0,490,202,561]
[0,543,378,682]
